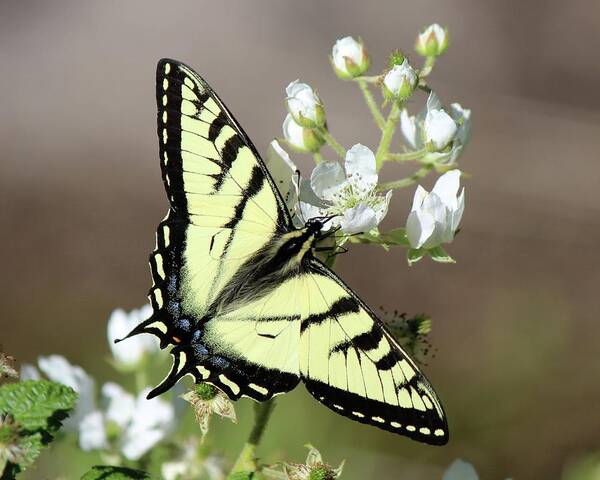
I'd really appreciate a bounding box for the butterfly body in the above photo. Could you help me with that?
[122,59,449,445]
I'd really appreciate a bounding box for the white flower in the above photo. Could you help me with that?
[21,355,97,432]
[406,170,464,249]
[162,438,226,480]
[78,383,175,460]
[107,304,158,368]
[442,459,479,480]
[415,23,449,57]
[424,109,457,150]
[383,59,417,100]
[400,91,470,164]
[331,36,369,79]
[285,81,325,128]
[298,144,391,235]
[120,387,175,460]
[266,140,299,213]
[79,411,108,451]
[282,114,324,153]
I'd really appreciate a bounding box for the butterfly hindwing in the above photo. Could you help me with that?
[299,259,449,445]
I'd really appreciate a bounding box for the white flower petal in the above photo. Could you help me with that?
[443,459,479,480]
[424,109,457,150]
[286,80,321,122]
[78,411,108,451]
[374,190,393,223]
[131,388,176,432]
[162,461,188,480]
[121,426,165,461]
[344,144,377,193]
[426,91,443,112]
[383,60,417,96]
[422,192,446,225]
[340,204,377,234]
[432,170,461,209]
[411,185,429,211]
[266,140,298,211]
[406,210,435,249]
[332,36,364,74]
[282,114,306,150]
[400,109,419,149]
[101,382,135,429]
[310,161,346,201]
[297,201,323,225]
[451,187,465,232]
[38,355,96,429]
[19,364,41,380]
[450,102,472,146]
[107,305,156,366]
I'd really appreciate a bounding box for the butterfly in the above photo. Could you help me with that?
[121,58,449,445]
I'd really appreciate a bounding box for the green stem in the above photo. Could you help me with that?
[386,149,427,162]
[317,128,346,159]
[355,74,382,84]
[420,56,436,78]
[230,399,277,474]
[374,101,402,170]
[378,164,433,190]
[357,79,385,129]
[313,152,323,164]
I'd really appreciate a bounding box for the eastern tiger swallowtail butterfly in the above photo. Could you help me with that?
[120,59,449,445]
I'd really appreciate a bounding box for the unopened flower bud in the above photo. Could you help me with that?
[382,59,417,101]
[283,114,325,153]
[331,36,369,79]
[415,24,449,57]
[286,80,326,128]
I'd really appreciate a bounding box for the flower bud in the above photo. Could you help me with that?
[331,36,370,79]
[423,109,457,151]
[382,59,418,101]
[283,114,325,153]
[415,23,449,57]
[286,80,326,128]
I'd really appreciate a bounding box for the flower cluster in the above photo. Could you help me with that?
[273,27,471,262]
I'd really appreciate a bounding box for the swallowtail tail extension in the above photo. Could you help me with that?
[120,59,449,445]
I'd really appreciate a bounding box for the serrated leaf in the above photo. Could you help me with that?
[407,248,425,265]
[0,380,78,476]
[80,465,151,480]
[0,380,77,431]
[428,246,455,263]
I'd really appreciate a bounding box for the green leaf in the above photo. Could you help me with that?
[407,248,425,265]
[0,380,78,476]
[80,466,152,480]
[227,472,255,480]
[0,380,77,431]
[428,246,455,263]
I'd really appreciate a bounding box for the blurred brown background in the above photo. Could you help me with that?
[2,1,600,478]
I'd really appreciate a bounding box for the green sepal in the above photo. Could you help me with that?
[428,246,455,263]
[352,228,410,250]
[407,248,425,265]
[388,49,406,68]
[80,466,151,480]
